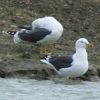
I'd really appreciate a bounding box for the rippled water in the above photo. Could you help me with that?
[0,78,100,100]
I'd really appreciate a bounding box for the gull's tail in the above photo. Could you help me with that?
[40,55,53,66]
[6,31,17,35]
[2,30,17,36]
[40,55,59,74]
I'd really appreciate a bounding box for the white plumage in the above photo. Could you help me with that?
[4,16,63,54]
[32,16,63,43]
[41,38,92,78]
[9,16,63,44]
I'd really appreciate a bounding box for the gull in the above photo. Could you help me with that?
[40,38,93,78]
[5,16,63,54]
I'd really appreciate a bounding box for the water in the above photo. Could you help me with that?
[0,78,100,100]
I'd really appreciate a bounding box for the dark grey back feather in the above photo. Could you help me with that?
[18,28,51,43]
[49,55,73,71]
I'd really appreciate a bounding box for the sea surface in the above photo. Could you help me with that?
[0,78,100,100]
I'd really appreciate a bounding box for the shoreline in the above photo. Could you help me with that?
[0,57,99,81]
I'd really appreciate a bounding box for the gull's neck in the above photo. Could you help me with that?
[75,47,88,60]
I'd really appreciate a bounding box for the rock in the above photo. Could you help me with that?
[0,70,6,78]
[79,67,99,81]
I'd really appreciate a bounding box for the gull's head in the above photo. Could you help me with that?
[75,38,93,49]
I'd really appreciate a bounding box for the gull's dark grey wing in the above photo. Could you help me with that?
[49,55,73,71]
[18,28,51,43]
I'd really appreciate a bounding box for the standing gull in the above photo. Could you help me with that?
[6,16,63,54]
[41,38,93,77]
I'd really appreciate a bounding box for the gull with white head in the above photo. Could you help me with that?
[4,16,63,54]
[40,38,93,78]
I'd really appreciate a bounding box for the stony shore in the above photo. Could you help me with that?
[0,0,100,81]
